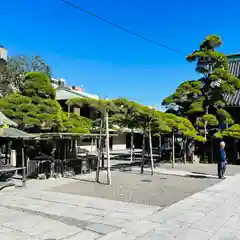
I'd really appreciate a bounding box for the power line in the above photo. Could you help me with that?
[61,0,185,55]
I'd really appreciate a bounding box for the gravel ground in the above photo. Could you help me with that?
[50,171,220,207]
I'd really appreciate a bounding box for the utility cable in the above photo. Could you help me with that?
[61,0,186,55]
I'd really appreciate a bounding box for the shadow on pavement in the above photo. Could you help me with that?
[68,177,108,185]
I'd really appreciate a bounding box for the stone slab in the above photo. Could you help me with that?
[85,223,120,235]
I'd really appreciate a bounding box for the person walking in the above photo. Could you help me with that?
[218,141,227,179]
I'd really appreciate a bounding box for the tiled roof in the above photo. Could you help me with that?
[1,128,33,139]
[0,112,17,127]
[55,87,99,100]
[223,57,240,106]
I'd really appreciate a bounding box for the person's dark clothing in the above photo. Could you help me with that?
[217,148,227,179]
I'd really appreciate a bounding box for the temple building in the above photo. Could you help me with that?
[224,54,240,123]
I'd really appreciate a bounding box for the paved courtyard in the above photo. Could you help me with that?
[0,171,240,239]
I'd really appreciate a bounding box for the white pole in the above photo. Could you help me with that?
[105,111,111,185]
[148,123,154,175]
[130,130,134,162]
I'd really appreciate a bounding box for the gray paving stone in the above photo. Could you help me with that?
[85,223,120,235]
[137,223,184,240]
[64,230,101,240]
[93,215,132,227]
[170,210,205,224]
[0,209,28,225]
[146,203,189,224]
[210,227,240,240]
[175,227,214,240]
[97,230,137,240]
[191,209,233,233]
[3,215,47,234]
[37,221,82,240]
[222,214,240,231]
[0,230,40,240]
[106,211,141,221]
[122,220,159,237]
[0,225,13,234]
[187,200,216,214]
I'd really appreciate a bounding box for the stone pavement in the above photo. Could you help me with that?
[1,173,240,239]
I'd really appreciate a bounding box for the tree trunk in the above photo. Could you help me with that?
[158,135,162,160]
[68,104,70,118]
[184,138,187,164]
[130,130,134,162]
[204,106,209,139]
[105,111,111,185]
[22,141,26,187]
[95,116,103,182]
[172,132,175,168]
[141,132,145,174]
[148,123,154,175]
[90,138,94,154]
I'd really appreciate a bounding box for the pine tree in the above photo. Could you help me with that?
[163,35,240,137]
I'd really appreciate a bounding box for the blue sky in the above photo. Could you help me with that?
[1,0,240,110]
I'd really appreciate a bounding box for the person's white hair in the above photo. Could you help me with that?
[220,141,225,147]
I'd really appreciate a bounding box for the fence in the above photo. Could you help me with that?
[26,155,97,178]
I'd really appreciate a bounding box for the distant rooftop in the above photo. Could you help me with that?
[51,78,99,100]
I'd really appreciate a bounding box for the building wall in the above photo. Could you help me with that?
[112,134,126,150]
[77,139,97,153]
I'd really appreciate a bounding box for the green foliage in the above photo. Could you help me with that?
[0,73,62,131]
[22,72,55,99]
[162,35,240,137]
[162,113,205,141]
[61,112,92,133]
[202,114,218,126]
[67,98,118,114]
[162,80,202,115]
[111,98,141,130]
[0,92,62,131]
[215,124,240,139]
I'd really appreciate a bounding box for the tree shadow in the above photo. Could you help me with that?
[66,176,108,185]
[185,174,218,179]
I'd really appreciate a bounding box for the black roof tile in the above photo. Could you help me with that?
[223,60,240,106]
